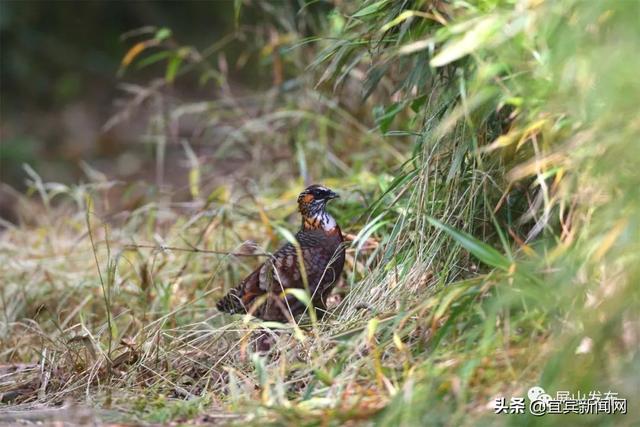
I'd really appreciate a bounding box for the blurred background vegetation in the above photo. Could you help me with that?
[1,0,639,425]
[1,1,333,189]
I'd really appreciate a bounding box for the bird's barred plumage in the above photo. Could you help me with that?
[217,185,345,322]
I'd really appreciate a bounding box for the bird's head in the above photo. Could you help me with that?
[297,185,339,229]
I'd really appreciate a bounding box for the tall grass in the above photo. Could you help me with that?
[330,0,640,425]
[1,0,638,425]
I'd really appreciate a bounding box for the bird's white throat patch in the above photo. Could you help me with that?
[305,210,337,231]
[319,212,337,231]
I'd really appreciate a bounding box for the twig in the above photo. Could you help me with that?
[123,243,271,257]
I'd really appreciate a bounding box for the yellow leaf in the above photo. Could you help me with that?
[121,42,148,67]
[593,218,628,261]
[367,317,379,344]
[188,167,200,199]
[393,332,406,352]
[121,39,159,69]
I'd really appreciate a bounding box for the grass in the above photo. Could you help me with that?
[1,0,639,425]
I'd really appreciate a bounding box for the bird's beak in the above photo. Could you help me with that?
[327,190,339,200]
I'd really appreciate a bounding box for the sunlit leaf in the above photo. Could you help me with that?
[283,288,312,308]
[180,140,200,199]
[430,16,501,67]
[380,10,439,32]
[154,27,172,41]
[165,55,183,83]
[367,317,379,343]
[352,0,387,18]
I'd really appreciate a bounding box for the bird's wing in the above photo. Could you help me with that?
[216,241,299,315]
[260,233,341,320]
[217,232,341,320]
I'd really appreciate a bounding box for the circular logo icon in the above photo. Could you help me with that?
[528,386,546,401]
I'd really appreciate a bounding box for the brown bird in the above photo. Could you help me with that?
[217,185,346,322]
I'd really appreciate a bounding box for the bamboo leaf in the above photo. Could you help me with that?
[165,55,183,83]
[427,216,511,270]
[352,0,387,18]
[430,16,501,67]
[154,27,172,42]
[135,51,172,70]
[233,0,242,27]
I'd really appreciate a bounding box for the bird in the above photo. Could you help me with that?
[217,184,346,323]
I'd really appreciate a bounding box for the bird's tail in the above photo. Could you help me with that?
[217,268,262,314]
[216,286,246,314]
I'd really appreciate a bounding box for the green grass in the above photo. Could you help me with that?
[1,0,639,425]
